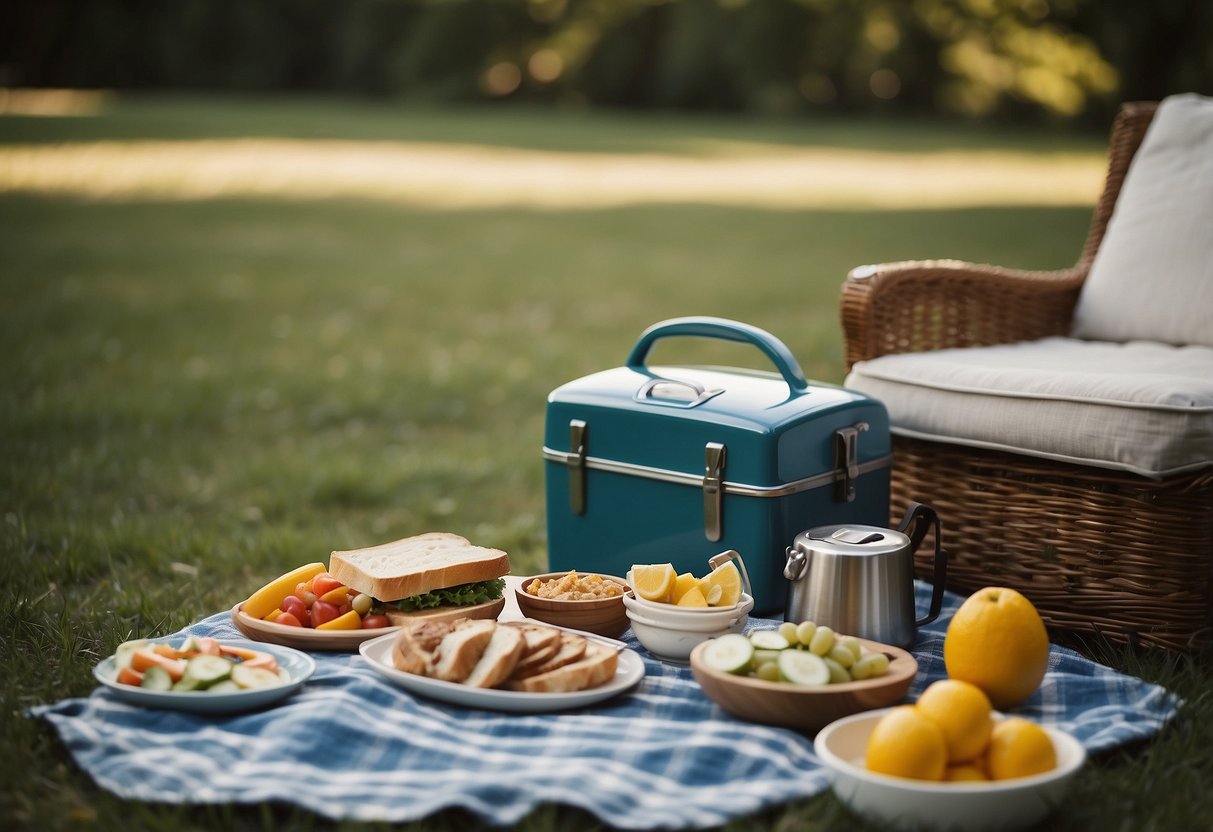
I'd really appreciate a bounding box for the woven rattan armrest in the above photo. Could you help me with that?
[840,259,1086,369]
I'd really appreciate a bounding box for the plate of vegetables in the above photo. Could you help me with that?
[93,636,315,714]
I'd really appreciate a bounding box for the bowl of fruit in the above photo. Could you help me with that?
[623,556,754,661]
[689,619,917,732]
[813,683,1086,831]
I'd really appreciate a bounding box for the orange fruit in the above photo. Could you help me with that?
[865,706,948,781]
[631,563,676,602]
[944,762,989,782]
[985,717,1057,780]
[944,587,1050,709]
[915,679,995,763]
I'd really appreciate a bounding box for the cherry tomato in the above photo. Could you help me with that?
[361,614,390,629]
[312,573,344,597]
[276,612,304,627]
[280,595,311,627]
[311,599,341,628]
[294,583,317,607]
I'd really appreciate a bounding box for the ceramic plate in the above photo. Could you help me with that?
[358,630,645,713]
[230,596,505,652]
[93,637,315,714]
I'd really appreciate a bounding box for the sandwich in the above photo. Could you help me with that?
[328,532,510,626]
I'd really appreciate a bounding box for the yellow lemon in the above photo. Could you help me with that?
[676,585,708,607]
[700,560,743,607]
[865,706,948,781]
[670,572,700,603]
[631,563,676,602]
[915,679,995,763]
[944,586,1050,709]
[944,762,989,782]
[985,717,1057,780]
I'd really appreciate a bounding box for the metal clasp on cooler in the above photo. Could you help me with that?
[566,419,587,515]
[703,442,726,541]
[833,421,869,502]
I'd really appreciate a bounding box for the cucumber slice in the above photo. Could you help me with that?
[749,630,790,651]
[114,639,149,670]
[184,655,233,687]
[230,664,284,690]
[172,676,206,692]
[140,665,173,691]
[701,633,755,675]
[777,649,830,687]
[207,680,241,693]
[752,648,783,667]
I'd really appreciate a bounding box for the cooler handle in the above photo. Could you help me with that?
[626,316,809,394]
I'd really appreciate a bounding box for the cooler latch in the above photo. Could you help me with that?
[833,421,869,502]
[567,419,587,515]
[703,442,727,541]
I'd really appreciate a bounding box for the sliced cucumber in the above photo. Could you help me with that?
[752,648,783,667]
[172,676,206,692]
[230,664,283,690]
[777,649,830,687]
[114,639,149,670]
[701,633,755,675]
[749,630,790,651]
[207,680,241,693]
[140,665,173,691]
[184,655,233,687]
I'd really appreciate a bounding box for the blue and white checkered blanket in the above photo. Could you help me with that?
[32,583,1179,829]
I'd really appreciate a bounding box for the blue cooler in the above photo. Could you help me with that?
[543,317,892,615]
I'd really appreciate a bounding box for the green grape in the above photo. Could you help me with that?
[754,661,781,682]
[808,626,836,656]
[795,620,817,646]
[777,621,799,644]
[852,652,890,680]
[828,644,856,669]
[841,636,863,663]
[822,656,852,684]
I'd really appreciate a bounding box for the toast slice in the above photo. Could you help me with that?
[508,633,587,682]
[513,642,619,693]
[462,625,527,689]
[430,619,496,683]
[391,619,453,676]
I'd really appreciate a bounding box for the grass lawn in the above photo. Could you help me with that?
[2,93,1209,831]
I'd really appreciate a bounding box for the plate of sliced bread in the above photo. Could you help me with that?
[358,618,644,713]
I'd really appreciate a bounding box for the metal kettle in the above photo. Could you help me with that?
[783,502,948,648]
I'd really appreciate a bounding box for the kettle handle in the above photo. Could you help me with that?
[897,501,948,627]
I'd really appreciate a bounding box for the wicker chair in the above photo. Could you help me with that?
[839,101,1213,651]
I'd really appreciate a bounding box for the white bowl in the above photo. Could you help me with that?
[814,708,1086,832]
[623,592,754,662]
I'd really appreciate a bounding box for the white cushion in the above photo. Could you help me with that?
[1070,93,1213,347]
[844,337,1213,478]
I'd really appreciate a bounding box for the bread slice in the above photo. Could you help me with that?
[329,532,510,602]
[462,625,526,689]
[430,619,496,683]
[508,633,587,682]
[391,619,453,676]
[513,642,619,693]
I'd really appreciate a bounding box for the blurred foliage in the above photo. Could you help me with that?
[2,0,1210,123]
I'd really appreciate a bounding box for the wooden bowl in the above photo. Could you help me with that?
[514,572,631,638]
[689,637,918,733]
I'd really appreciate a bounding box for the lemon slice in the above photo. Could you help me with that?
[701,560,743,607]
[700,581,723,605]
[670,572,700,603]
[631,563,676,602]
[676,585,708,607]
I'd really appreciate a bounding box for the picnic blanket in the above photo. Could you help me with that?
[33,582,1179,829]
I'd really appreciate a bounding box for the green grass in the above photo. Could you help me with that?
[2,95,1210,832]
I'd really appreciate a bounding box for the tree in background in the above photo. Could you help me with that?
[2,0,1208,123]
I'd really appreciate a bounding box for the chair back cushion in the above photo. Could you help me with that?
[1071,93,1213,347]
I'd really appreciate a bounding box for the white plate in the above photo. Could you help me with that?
[93,637,316,714]
[358,630,645,713]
